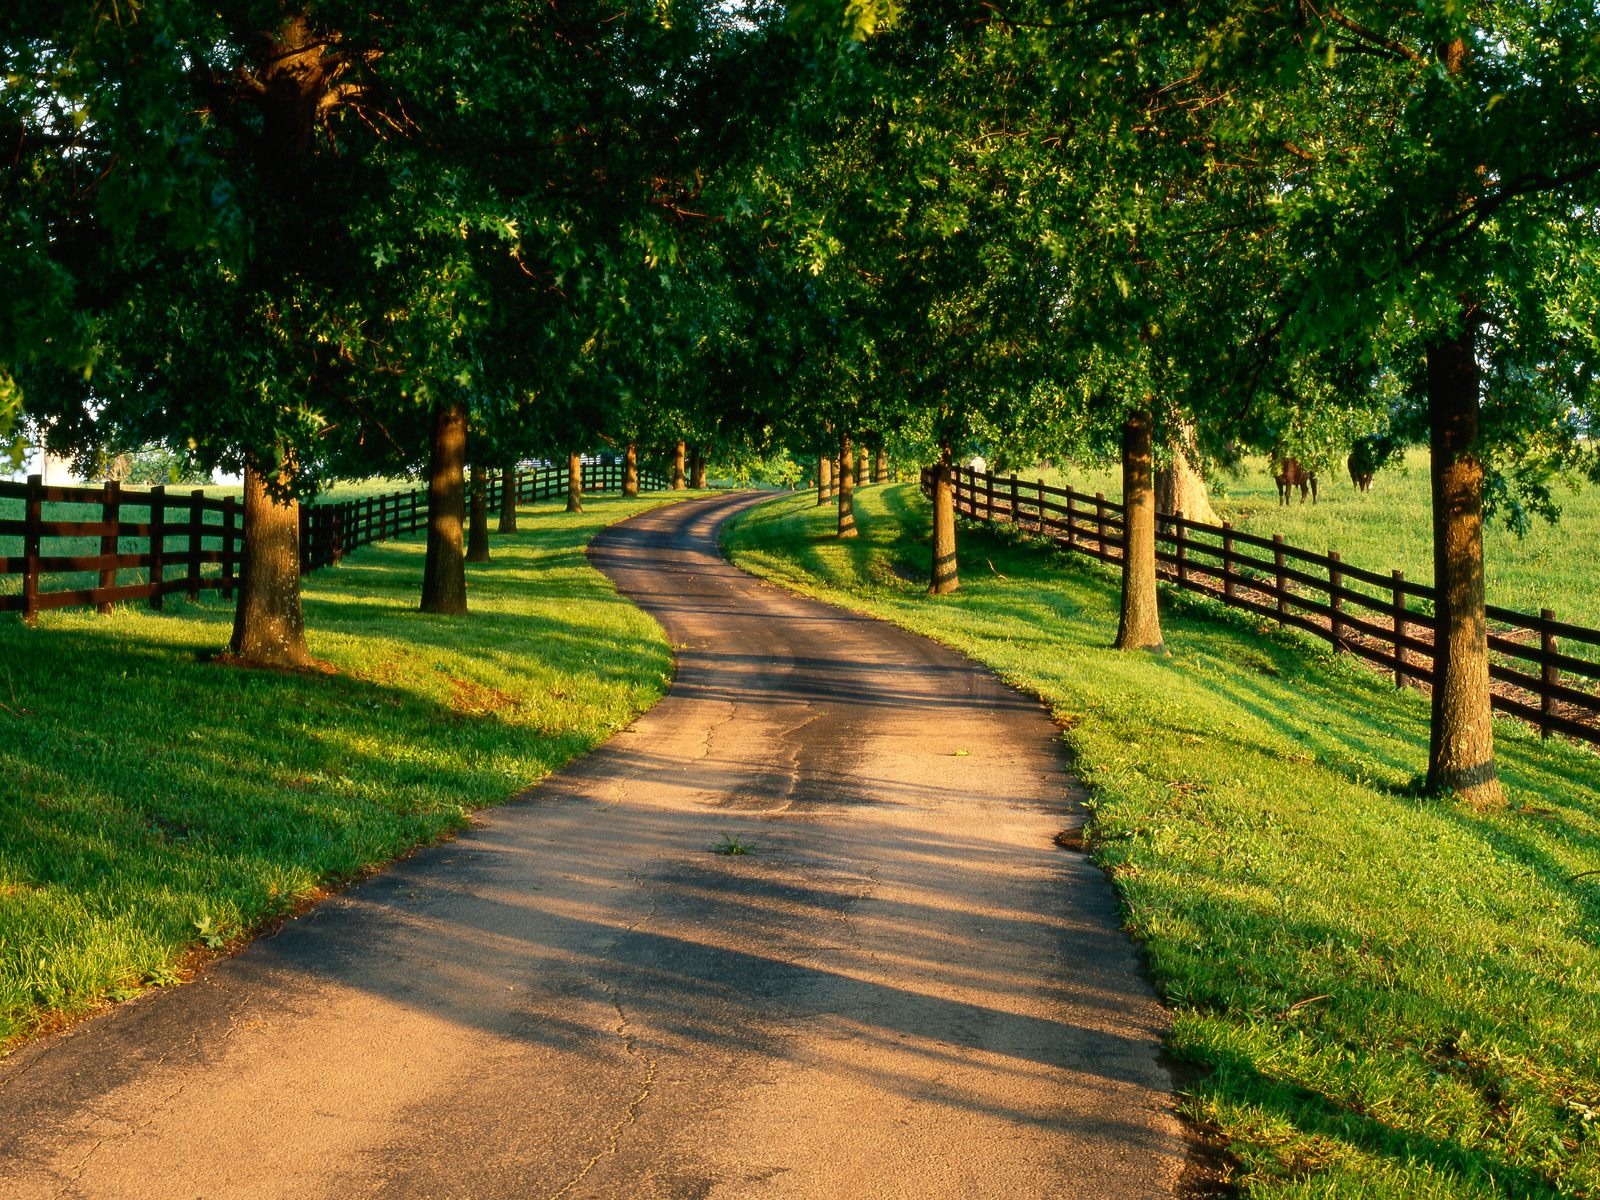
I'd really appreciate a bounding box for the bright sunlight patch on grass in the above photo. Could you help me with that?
[0,493,679,1048]
[725,484,1600,1199]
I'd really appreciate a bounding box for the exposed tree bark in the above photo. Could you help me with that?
[420,402,468,615]
[816,450,832,506]
[837,430,857,539]
[622,442,639,497]
[498,463,519,533]
[1115,409,1165,653]
[929,440,958,594]
[672,440,686,490]
[1155,422,1219,526]
[466,463,490,563]
[874,445,888,485]
[229,454,313,668]
[1425,319,1502,807]
[690,447,707,489]
[566,450,584,513]
[857,445,870,487]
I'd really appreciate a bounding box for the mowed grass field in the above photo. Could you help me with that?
[1038,449,1600,629]
[726,484,1600,1199]
[0,493,680,1048]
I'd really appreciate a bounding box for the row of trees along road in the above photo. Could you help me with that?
[4,1,1598,805]
[777,2,1600,808]
[2,0,796,663]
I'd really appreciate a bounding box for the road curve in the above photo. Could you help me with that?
[0,491,1187,1199]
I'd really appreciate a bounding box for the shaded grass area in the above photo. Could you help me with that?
[0,494,679,1048]
[1044,450,1600,629]
[726,484,1600,1199]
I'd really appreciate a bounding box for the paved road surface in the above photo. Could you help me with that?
[0,492,1187,1198]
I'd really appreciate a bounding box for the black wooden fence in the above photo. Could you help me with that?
[924,464,1600,746]
[1,460,664,622]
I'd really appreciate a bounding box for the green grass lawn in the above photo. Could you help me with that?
[726,484,1600,1199]
[0,493,681,1048]
[1035,449,1600,629]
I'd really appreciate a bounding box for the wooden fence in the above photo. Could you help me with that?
[1,460,665,622]
[923,464,1600,747]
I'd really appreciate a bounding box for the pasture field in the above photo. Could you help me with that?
[0,494,677,1048]
[1038,449,1600,630]
[726,483,1600,1199]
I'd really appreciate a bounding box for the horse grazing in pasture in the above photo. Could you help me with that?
[1273,456,1318,505]
[1347,433,1395,493]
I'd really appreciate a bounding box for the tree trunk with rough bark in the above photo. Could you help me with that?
[857,445,870,487]
[566,451,584,513]
[929,441,958,594]
[672,440,686,490]
[690,448,707,489]
[420,402,468,615]
[622,442,639,496]
[1425,321,1502,806]
[1115,409,1165,652]
[498,463,518,533]
[229,455,314,668]
[817,452,832,506]
[466,464,490,563]
[874,445,888,484]
[1155,423,1219,527]
[838,430,857,539]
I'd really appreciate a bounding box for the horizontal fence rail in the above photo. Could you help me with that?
[923,464,1600,748]
[1,460,665,622]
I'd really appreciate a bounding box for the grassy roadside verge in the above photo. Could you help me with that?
[0,493,682,1050]
[726,485,1600,1199]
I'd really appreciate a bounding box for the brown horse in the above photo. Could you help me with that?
[1273,456,1318,505]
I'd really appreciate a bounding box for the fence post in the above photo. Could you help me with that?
[1222,521,1236,601]
[98,480,120,615]
[331,505,344,565]
[222,496,238,601]
[1391,570,1406,688]
[21,473,42,624]
[149,485,166,611]
[1541,608,1558,739]
[186,489,205,598]
[1063,489,1075,550]
[1036,478,1046,533]
[1094,493,1106,559]
[1174,512,1187,588]
[1009,473,1019,524]
[1273,534,1287,624]
[1328,550,1344,650]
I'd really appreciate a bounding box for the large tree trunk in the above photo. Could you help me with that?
[229,454,313,668]
[690,448,707,489]
[1425,322,1502,806]
[498,463,518,533]
[816,451,832,506]
[874,445,888,485]
[566,451,584,513]
[1155,422,1219,526]
[1115,409,1165,652]
[622,442,639,497]
[837,430,857,539]
[671,440,686,490]
[420,402,468,615]
[466,463,490,563]
[857,445,870,487]
[929,441,958,594]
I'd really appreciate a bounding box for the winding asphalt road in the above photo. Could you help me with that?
[0,492,1186,1198]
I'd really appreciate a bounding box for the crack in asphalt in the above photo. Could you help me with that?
[541,880,662,1200]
